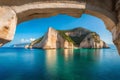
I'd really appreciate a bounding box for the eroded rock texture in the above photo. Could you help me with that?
[113,0,120,54]
[29,27,74,49]
[79,33,108,48]
[28,27,108,49]
[0,7,17,46]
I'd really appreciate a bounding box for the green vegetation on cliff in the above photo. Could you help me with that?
[30,36,43,46]
[58,27,92,46]
[58,31,75,43]
[69,33,90,46]
[30,27,101,47]
[90,32,100,43]
[60,27,91,32]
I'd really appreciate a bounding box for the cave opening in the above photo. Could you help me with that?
[3,14,115,50]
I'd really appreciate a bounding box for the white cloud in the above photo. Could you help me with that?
[20,38,36,43]
[30,38,35,42]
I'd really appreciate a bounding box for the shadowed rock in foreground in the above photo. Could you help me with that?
[27,27,109,49]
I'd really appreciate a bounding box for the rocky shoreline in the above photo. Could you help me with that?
[26,27,109,49]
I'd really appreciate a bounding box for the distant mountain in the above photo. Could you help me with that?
[26,27,109,49]
[10,43,29,48]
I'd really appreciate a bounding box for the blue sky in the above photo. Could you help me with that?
[4,14,113,46]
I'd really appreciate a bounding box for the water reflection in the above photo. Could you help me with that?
[0,47,119,80]
[78,49,101,62]
[63,49,74,61]
[45,49,57,74]
[44,49,101,80]
[45,49,101,66]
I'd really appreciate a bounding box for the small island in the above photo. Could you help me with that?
[26,27,109,49]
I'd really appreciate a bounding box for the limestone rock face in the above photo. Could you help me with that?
[113,26,120,54]
[30,27,73,49]
[65,27,109,48]
[114,0,120,54]
[29,27,109,49]
[79,33,108,48]
[0,7,17,46]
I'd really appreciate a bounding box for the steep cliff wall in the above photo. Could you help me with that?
[29,27,73,49]
[79,33,108,48]
[28,27,109,49]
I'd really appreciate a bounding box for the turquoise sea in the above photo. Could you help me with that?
[0,45,120,80]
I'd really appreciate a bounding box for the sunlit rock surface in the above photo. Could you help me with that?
[0,7,17,46]
[29,27,74,49]
[28,27,109,49]
[79,33,108,48]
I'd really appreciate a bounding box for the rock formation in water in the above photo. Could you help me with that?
[28,27,74,49]
[27,27,109,49]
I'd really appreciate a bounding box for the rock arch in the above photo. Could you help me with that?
[0,0,120,53]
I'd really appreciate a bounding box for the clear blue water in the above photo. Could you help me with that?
[0,45,120,80]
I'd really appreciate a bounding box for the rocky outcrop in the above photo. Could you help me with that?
[0,7,17,46]
[65,27,109,48]
[113,0,120,54]
[105,23,120,54]
[29,27,73,49]
[28,27,109,49]
[79,33,108,48]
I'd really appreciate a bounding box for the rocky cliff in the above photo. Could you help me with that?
[28,27,109,49]
[28,27,74,49]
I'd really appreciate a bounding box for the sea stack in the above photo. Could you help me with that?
[27,27,109,49]
[29,27,74,49]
